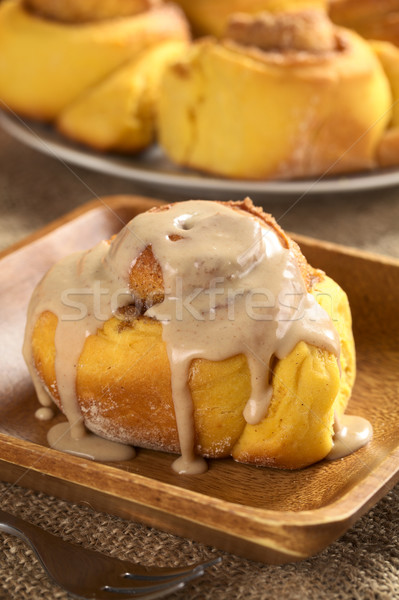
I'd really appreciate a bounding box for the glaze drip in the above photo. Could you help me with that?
[23,199,368,471]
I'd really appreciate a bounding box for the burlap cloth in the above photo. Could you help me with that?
[1,127,399,599]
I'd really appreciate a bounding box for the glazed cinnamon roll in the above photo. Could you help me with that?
[25,198,369,472]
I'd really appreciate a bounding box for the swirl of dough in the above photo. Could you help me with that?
[158,10,392,179]
[172,0,328,37]
[26,199,359,470]
[0,0,189,151]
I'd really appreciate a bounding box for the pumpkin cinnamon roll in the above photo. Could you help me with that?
[0,0,189,152]
[25,198,369,472]
[158,10,391,180]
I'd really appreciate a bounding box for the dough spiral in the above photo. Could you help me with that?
[26,199,358,470]
[0,0,189,152]
[158,10,392,180]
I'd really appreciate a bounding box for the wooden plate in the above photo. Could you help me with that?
[0,195,398,565]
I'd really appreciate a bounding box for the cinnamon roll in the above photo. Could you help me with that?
[158,10,392,180]
[0,0,189,151]
[24,198,369,472]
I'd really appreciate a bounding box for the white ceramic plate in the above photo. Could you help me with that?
[2,110,399,197]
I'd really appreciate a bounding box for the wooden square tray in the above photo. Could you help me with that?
[0,195,398,564]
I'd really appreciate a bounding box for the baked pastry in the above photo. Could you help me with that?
[158,9,392,180]
[371,41,399,167]
[172,0,327,37]
[329,0,399,46]
[57,41,188,152]
[24,198,370,473]
[328,7,399,168]
[0,0,189,151]
[23,0,161,23]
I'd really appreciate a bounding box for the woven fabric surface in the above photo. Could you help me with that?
[1,129,399,258]
[0,127,399,600]
[0,481,399,600]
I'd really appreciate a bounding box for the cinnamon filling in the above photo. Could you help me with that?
[226,10,340,54]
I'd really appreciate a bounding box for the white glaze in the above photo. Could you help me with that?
[34,406,54,421]
[47,422,135,461]
[23,241,133,459]
[327,414,373,460]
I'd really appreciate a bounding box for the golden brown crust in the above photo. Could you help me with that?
[32,309,347,469]
[129,245,165,309]
[78,317,180,452]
